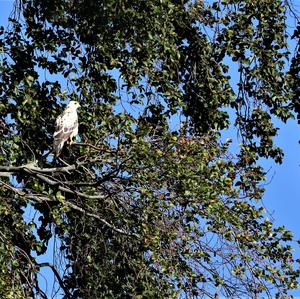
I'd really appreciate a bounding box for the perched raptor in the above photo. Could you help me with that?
[53,101,80,157]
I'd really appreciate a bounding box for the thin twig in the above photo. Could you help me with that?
[0,181,137,237]
[37,263,71,298]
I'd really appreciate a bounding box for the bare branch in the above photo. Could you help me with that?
[0,164,76,175]
[37,262,71,298]
[32,172,106,200]
[0,180,137,237]
[27,193,138,237]
[73,142,125,154]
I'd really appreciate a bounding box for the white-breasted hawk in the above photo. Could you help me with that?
[53,101,80,157]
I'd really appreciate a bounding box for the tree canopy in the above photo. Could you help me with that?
[0,0,300,298]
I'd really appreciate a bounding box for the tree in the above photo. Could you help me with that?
[0,0,299,298]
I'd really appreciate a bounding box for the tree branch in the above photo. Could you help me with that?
[37,262,71,298]
[27,193,138,237]
[0,164,76,175]
[0,163,106,199]
[32,172,106,200]
[0,180,137,238]
[73,142,125,154]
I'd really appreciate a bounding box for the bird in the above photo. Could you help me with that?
[53,101,80,157]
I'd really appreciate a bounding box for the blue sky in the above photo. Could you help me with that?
[1,0,300,296]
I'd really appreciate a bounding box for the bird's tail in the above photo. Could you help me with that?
[53,140,64,157]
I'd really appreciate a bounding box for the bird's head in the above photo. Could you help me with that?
[67,101,81,110]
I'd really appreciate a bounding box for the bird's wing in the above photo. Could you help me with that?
[53,110,78,157]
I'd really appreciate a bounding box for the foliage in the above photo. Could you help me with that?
[0,0,300,298]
